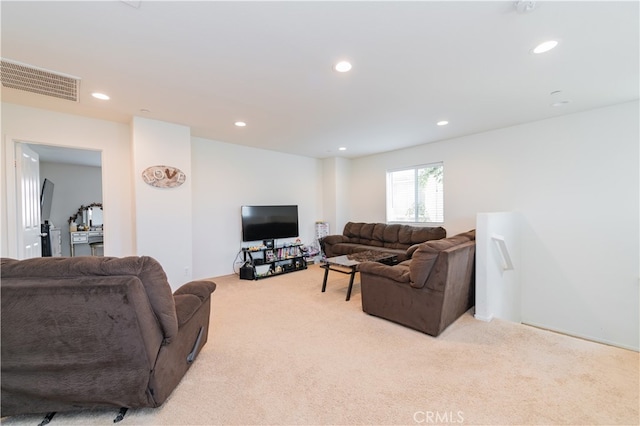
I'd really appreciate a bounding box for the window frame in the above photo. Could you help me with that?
[385,162,444,225]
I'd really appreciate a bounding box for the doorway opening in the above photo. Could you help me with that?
[7,141,103,258]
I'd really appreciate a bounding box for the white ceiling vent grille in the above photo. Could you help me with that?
[0,58,80,102]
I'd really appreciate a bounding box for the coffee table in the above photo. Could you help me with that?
[320,250,398,301]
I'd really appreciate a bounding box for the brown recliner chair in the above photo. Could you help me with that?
[358,230,476,336]
[1,256,216,419]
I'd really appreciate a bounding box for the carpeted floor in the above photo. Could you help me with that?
[2,265,638,425]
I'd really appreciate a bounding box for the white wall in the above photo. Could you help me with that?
[132,117,192,289]
[321,157,352,234]
[39,161,102,256]
[190,137,324,279]
[1,103,134,258]
[349,101,639,350]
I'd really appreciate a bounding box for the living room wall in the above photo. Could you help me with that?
[190,136,324,279]
[1,103,324,286]
[348,101,639,350]
[2,101,637,350]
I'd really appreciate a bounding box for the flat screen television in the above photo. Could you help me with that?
[40,178,55,222]
[241,205,299,242]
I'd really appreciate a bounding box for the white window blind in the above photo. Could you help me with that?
[386,162,444,223]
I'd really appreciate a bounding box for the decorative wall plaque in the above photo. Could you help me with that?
[142,165,186,188]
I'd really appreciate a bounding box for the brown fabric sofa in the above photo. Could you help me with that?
[358,230,476,336]
[0,256,216,417]
[320,222,446,262]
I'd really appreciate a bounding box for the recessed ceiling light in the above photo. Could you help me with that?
[234,121,247,127]
[437,120,449,126]
[338,147,347,151]
[532,40,558,54]
[91,92,110,100]
[551,100,571,107]
[334,61,352,73]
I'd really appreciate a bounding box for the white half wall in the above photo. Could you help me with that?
[475,212,521,323]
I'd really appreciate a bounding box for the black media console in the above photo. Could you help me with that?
[240,243,307,280]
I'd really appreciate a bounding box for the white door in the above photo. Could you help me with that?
[16,143,42,259]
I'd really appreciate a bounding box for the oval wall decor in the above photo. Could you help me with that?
[142,165,187,188]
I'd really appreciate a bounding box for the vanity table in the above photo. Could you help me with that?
[69,203,104,257]
[70,230,104,257]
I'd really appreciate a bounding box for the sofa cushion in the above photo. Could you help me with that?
[358,260,411,283]
[342,222,446,249]
[0,274,163,414]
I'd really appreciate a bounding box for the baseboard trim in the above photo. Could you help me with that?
[474,312,493,322]
[522,321,639,352]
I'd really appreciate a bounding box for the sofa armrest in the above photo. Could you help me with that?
[173,280,216,327]
[358,262,410,284]
[321,235,348,245]
[320,235,349,257]
[406,243,422,258]
[174,279,216,299]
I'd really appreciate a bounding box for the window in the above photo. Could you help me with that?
[386,162,444,223]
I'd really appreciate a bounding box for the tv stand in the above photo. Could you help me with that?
[241,243,307,280]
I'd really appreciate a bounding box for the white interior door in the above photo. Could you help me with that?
[16,143,42,259]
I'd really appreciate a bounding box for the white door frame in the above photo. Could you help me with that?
[4,136,21,259]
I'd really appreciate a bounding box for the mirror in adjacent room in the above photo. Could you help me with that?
[70,203,103,230]
[83,205,103,228]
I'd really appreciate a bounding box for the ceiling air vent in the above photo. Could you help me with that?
[0,58,80,102]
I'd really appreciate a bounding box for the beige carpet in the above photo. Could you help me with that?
[2,265,638,425]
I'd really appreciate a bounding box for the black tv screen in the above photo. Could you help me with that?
[241,205,299,242]
[40,178,55,222]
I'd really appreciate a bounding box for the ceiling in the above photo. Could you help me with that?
[1,1,638,160]
[27,144,102,168]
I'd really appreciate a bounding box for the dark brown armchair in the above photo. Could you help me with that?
[1,256,216,419]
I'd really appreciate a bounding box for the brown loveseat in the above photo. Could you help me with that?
[358,230,476,336]
[1,256,216,418]
[320,222,446,262]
